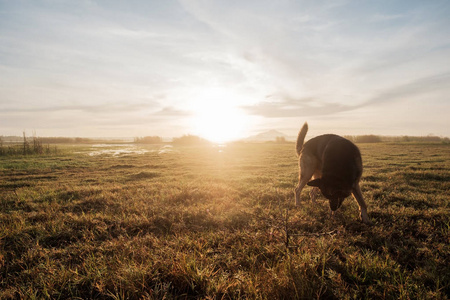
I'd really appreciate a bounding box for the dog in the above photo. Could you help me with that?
[294,122,372,225]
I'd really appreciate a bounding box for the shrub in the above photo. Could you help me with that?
[172,135,210,145]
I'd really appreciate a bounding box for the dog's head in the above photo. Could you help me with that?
[307,177,351,211]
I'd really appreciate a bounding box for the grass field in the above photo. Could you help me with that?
[1,142,449,299]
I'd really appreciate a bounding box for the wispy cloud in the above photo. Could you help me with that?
[243,96,357,118]
[365,72,450,106]
[0,102,155,114]
[0,0,449,137]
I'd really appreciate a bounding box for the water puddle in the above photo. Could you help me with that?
[158,145,175,154]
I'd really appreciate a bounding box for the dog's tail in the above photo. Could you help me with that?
[296,122,308,156]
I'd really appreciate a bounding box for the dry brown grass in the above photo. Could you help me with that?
[0,142,449,299]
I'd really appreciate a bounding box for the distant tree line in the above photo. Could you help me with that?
[39,137,93,144]
[344,135,449,143]
[172,135,210,145]
[134,135,212,145]
[394,135,449,143]
[344,135,382,143]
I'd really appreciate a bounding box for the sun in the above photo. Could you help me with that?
[190,88,249,143]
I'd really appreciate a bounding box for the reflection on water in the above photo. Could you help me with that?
[78,143,229,157]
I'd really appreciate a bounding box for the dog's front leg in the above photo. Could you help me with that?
[352,183,373,225]
[294,184,303,206]
[294,178,310,206]
[295,176,313,206]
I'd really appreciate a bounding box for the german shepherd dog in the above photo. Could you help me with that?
[294,123,372,224]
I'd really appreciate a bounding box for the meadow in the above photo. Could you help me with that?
[0,142,449,299]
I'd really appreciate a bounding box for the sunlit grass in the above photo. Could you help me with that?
[0,142,449,298]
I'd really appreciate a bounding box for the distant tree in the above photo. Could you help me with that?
[275,136,287,143]
[343,136,355,142]
[172,135,210,145]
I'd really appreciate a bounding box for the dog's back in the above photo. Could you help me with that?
[314,135,362,188]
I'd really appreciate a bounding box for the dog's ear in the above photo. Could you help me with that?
[307,178,322,187]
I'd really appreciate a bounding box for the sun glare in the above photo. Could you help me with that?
[191,88,249,143]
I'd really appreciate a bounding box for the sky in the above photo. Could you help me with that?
[1,0,449,142]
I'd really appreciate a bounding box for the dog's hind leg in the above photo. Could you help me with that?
[352,183,373,225]
[294,155,316,206]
